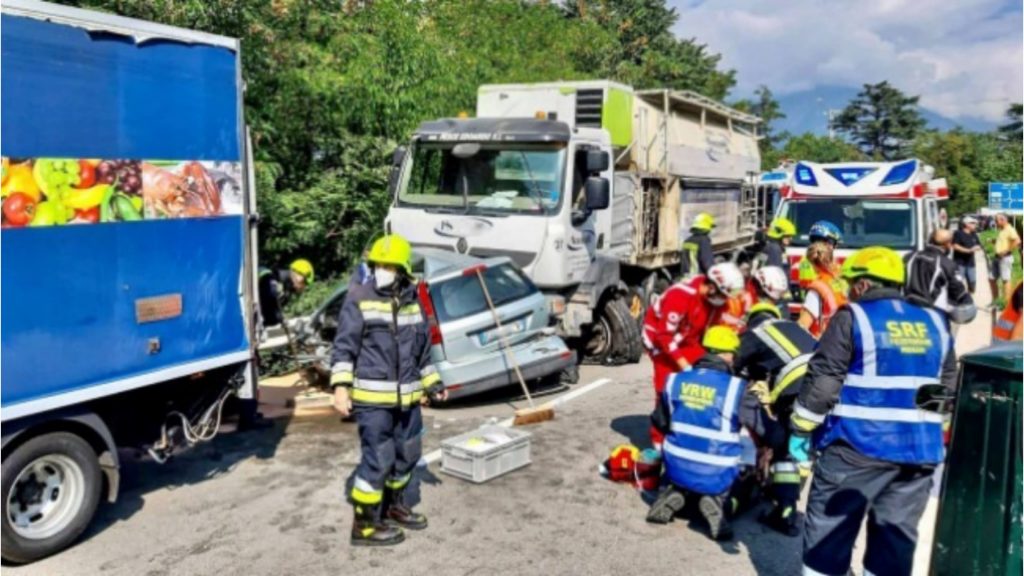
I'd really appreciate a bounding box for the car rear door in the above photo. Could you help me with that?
[427,261,549,362]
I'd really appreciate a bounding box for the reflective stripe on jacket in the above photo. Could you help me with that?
[749,319,817,403]
[662,366,747,495]
[816,299,950,464]
[330,280,441,409]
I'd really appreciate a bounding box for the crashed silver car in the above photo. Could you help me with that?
[297,249,577,401]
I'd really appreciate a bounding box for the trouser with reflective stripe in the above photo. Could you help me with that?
[650,355,679,448]
[802,443,934,576]
[759,403,803,513]
[351,407,423,507]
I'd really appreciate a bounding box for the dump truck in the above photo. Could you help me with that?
[1,0,257,562]
[385,80,767,364]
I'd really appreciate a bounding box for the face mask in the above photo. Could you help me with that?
[707,295,727,307]
[374,267,397,289]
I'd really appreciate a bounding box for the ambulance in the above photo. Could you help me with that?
[775,158,948,284]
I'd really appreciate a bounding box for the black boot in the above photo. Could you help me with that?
[384,487,428,531]
[646,486,686,524]
[351,504,404,546]
[759,503,800,537]
[699,495,734,541]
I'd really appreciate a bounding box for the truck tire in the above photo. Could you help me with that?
[2,432,103,564]
[583,296,643,366]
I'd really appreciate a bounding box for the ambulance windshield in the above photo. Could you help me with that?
[781,199,916,250]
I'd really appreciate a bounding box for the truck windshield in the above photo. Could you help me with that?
[398,142,567,215]
[781,199,917,250]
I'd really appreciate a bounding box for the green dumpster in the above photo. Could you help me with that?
[932,342,1023,575]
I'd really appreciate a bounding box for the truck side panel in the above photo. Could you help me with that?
[1,14,239,160]
[1,11,249,416]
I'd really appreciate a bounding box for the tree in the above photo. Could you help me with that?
[914,129,1023,216]
[999,103,1023,140]
[734,85,787,164]
[766,133,863,167]
[565,0,736,100]
[834,81,925,160]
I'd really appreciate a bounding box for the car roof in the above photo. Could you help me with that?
[414,248,511,281]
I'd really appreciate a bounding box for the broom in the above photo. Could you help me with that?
[474,268,555,425]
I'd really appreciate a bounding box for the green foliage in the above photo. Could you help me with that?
[762,133,863,168]
[999,103,1023,140]
[734,85,787,165]
[565,0,736,100]
[834,81,925,160]
[914,130,1023,216]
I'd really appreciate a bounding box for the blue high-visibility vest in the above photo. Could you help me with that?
[817,298,951,465]
[662,368,747,495]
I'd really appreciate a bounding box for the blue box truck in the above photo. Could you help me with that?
[1,0,258,562]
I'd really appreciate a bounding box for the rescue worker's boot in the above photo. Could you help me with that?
[759,503,800,537]
[646,486,686,524]
[699,495,733,541]
[384,487,428,531]
[351,503,404,547]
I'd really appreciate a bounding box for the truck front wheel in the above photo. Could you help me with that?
[2,432,103,564]
[583,296,643,365]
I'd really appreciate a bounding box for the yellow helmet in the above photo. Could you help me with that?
[367,234,413,275]
[841,246,905,285]
[767,217,796,240]
[289,258,315,283]
[702,326,740,354]
[691,212,715,232]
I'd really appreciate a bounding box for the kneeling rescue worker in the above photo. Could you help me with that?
[734,266,816,537]
[791,247,956,576]
[642,262,746,448]
[330,234,447,546]
[646,327,748,541]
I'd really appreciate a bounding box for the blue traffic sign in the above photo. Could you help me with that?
[988,182,1023,212]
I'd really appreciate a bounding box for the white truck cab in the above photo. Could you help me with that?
[776,158,948,278]
[386,80,765,365]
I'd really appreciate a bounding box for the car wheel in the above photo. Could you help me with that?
[1,432,102,564]
[583,296,643,366]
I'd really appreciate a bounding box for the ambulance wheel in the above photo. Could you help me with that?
[583,296,643,366]
[2,432,102,564]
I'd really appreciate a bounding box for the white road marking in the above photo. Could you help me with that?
[419,377,614,467]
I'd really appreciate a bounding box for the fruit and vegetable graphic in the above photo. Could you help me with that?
[0,157,240,228]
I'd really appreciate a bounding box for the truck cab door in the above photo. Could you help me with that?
[567,143,613,258]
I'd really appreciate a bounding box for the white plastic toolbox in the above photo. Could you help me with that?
[440,425,531,483]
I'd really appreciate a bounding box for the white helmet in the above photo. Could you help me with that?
[753,266,789,301]
[706,262,745,297]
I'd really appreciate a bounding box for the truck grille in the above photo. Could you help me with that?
[575,89,604,128]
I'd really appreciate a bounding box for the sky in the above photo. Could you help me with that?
[670,0,1024,123]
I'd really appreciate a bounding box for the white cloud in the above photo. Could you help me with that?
[671,0,1023,122]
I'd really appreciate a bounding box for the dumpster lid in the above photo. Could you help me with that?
[961,342,1023,374]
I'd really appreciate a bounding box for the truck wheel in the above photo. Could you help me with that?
[2,432,102,564]
[583,296,643,366]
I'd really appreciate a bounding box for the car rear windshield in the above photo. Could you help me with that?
[428,263,538,322]
[780,199,917,250]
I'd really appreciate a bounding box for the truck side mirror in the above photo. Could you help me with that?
[388,146,406,196]
[585,177,610,210]
[391,146,407,167]
[586,150,610,174]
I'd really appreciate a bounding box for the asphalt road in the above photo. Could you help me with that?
[10,256,997,576]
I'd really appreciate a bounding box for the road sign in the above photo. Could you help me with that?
[988,182,1024,213]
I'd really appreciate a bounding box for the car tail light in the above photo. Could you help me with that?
[417,282,444,346]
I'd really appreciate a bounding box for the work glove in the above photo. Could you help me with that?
[788,435,811,474]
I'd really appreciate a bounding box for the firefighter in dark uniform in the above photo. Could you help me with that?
[734,266,817,536]
[330,234,446,546]
[680,212,716,279]
[258,259,314,328]
[791,247,956,576]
